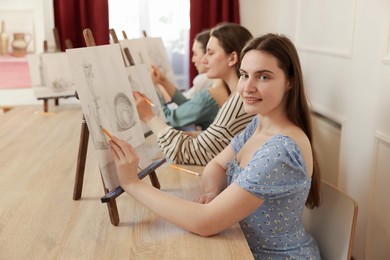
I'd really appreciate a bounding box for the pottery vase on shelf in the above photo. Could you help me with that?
[11,32,32,57]
[0,20,9,55]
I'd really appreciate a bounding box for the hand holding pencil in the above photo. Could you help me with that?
[132,91,155,107]
[101,126,141,187]
[150,64,165,85]
[141,94,155,107]
[101,126,113,139]
[133,91,156,123]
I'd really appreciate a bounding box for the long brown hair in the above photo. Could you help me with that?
[210,22,253,79]
[240,34,321,208]
[194,29,210,54]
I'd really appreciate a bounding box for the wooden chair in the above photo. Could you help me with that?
[302,180,358,260]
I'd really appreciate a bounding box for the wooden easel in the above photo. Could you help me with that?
[122,30,128,39]
[53,27,62,52]
[110,29,136,67]
[139,29,172,104]
[65,39,73,49]
[38,30,75,113]
[73,28,164,226]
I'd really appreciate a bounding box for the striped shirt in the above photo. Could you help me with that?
[147,92,254,166]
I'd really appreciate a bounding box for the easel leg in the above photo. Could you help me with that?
[43,99,48,112]
[73,116,89,200]
[73,115,121,226]
[149,171,160,189]
[104,187,120,226]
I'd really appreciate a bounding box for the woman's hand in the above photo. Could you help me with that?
[133,91,155,123]
[110,136,140,187]
[193,192,219,204]
[150,64,167,86]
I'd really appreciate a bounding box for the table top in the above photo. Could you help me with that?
[0,105,253,259]
[33,85,76,99]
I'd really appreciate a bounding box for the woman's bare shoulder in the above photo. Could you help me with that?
[283,126,313,175]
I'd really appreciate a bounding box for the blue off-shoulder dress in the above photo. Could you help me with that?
[226,116,321,259]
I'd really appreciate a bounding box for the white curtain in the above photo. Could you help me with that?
[108,0,190,90]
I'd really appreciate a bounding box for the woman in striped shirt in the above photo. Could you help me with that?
[134,23,254,165]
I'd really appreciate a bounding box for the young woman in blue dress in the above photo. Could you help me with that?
[109,33,322,259]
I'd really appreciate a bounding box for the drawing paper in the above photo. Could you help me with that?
[66,44,145,190]
[125,64,166,133]
[119,37,177,97]
[40,52,75,92]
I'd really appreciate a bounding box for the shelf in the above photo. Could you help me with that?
[0,54,29,62]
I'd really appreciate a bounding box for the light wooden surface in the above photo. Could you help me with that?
[0,105,253,260]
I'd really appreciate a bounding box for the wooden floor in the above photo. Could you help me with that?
[0,104,253,259]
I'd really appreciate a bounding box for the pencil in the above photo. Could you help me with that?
[100,126,113,139]
[143,96,155,107]
[168,164,200,176]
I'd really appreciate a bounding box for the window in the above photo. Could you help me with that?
[108,0,190,91]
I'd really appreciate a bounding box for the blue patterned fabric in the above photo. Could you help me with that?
[226,116,321,259]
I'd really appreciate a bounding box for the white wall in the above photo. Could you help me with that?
[0,0,55,53]
[240,0,280,37]
[240,0,390,259]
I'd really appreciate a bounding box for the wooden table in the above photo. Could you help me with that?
[33,86,76,112]
[0,105,253,259]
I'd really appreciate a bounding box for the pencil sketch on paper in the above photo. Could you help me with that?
[40,52,76,92]
[66,44,145,190]
[81,63,137,149]
[119,37,177,96]
[147,37,175,81]
[126,64,166,133]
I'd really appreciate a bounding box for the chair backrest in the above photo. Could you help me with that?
[302,180,358,260]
